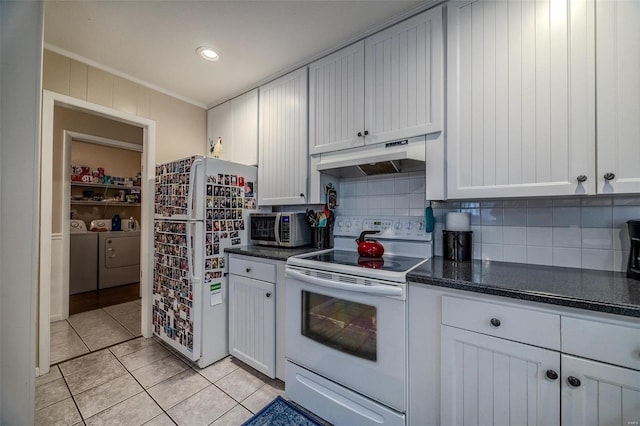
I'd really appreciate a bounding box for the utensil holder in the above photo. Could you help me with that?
[312,226,333,249]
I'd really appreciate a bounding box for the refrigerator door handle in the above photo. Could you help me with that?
[187,222,199,281]
[188,158,204,221]
[274,213,282,246]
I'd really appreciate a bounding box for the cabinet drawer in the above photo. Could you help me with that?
[441,296,560,350]
[229,257,276,283]
[562,316,640,371]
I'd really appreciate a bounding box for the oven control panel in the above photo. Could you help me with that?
[333,216,432,241]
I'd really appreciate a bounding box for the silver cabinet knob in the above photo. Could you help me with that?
[604,172,615,181]
[577,175,587,183]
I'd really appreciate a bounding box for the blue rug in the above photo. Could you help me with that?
[242,396,326,426]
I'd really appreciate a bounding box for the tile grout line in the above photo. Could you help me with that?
[107,344,180,425]
[57,364,85,424]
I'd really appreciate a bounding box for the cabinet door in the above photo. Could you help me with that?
[441,325,560,426]
[309,41,365,154]
[447,0,595,198]
[596,0,640,194]
[207,102,231,161]
[230,89,258,166]
[562,354,640,426]
[365,6,443,145]
[258,67,308,205]
[229,274,275,378]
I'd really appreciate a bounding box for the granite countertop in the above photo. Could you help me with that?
[408,257,640,318]
[225,245,321,262]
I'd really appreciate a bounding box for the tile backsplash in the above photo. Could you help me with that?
[336,173,640,272]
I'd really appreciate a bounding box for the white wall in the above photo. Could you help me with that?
[337,174,638,272]
[0,1,43,423]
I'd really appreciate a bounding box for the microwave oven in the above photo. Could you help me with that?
[249,213,311,247]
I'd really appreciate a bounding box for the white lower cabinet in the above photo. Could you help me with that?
[409,286,640,425]
[441,325,560,426]
[228,255,276,378]
[228,273,275,378]
[562,354,640,426]
[228,254,287,380]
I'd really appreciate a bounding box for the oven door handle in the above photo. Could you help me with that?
[286,269,403,297]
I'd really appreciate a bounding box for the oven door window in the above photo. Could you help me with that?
[301,291,377,361]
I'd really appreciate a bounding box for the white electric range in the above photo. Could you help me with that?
[285,216,432,426]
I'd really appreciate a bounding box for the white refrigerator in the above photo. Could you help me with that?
[153,155,258,367]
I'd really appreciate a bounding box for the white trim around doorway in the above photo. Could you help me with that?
[39,90,156,376]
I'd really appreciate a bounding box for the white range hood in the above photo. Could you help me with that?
[316,135,426,178]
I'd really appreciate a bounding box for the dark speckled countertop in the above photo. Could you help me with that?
[408,256,640,318]
[225,245,321,262]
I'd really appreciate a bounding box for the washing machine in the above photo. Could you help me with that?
[98,230,141,289]
[69,220,98,295]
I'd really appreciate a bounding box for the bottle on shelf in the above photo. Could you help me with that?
[112,214,121,231]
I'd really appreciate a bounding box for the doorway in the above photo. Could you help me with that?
[39,90,156,376]
[67,134,143,315]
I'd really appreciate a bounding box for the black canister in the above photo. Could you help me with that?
[443,230,473,262]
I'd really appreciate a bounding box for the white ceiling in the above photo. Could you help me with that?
[44,1,425,109]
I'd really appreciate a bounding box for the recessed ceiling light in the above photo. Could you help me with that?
[196,46,220,61]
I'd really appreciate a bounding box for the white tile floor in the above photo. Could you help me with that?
[39,301,285,425]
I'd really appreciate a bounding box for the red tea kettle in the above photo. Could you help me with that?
[356,231,385,258]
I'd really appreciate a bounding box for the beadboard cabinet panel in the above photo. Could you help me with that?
[207,102,231,161]
[561,355,640,426]
[230,89,259,166]
[447,0,595,198]
[207,89,258,166]
[258,68,308,205]
[365,6,443,145]
[309,41,365,154]
[229,274,276,378]
[596,0,640,194]
[441,325,560,426]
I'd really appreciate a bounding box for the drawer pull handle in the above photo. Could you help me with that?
[266,292,272,298]
[604,172,615,181]
[490,318,501,328]
[545,370,558,381]
[576,175,587,183]
[567,376,581,388]
[246,267,251,273]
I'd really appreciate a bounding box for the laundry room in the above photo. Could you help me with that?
[50,106,145,318]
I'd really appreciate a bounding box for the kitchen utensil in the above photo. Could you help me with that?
[305,209,316,227]
[318,212,327,228]
[355,230,384,257]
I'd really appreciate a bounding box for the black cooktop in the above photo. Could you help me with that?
[299,249,426,273]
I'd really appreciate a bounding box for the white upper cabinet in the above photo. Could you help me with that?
[206,89,258,166]
[596,0,640,194]
[309,6,443,154]
[365,6,443,145]
[309,41,365,154]
[230,89,259,166]
[207,102,231,160]
[446,0,595,199]
[258,67,309,205]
